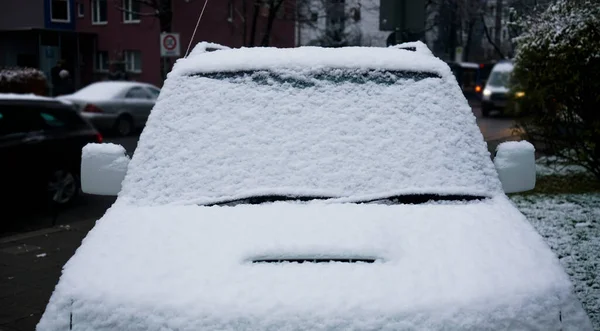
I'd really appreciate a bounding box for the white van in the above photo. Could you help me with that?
[38,42,592,330]
[482,60,517,117]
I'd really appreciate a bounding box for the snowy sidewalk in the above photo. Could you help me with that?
[0,219,95,331]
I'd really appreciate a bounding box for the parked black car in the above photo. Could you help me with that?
[0,95,102,213]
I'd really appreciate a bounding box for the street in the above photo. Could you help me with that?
[0,104,516,331]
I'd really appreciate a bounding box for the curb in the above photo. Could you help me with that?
[0,227,66,245]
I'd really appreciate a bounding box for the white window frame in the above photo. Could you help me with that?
[123,50,142,73]
[123,0,141,23]
[50,0,71,23]
[78,2,84,17]
[91,0,107,25]
[94,51,109,72]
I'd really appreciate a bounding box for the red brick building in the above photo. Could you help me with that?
[77,0,296,87]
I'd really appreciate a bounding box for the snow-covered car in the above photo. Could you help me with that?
[38,42,593,330]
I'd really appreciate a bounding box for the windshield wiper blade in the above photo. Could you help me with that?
[360,194,486,205]
[205,195,332,206]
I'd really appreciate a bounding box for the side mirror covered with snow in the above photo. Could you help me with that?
[81,143,130,196]
[494,141,536,194]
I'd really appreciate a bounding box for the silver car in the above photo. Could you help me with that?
[60,81,160,136]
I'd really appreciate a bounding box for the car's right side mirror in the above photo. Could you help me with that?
[494,141,536,194]
[81,143,130,196]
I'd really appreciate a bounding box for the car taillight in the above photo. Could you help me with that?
[83,104,103,113]
[95,132,103,143]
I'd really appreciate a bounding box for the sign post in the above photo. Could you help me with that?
[160,33,181,57]
[160,33,180,81]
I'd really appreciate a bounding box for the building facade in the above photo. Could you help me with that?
[1,0,296,90]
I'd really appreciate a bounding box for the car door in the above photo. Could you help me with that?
[124,87,154,126]
[0,104,48,206]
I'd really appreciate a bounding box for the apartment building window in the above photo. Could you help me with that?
[92,0,107,24]
[78,2,84,17]
[95,51,109,72]
[123,0,140,23]
[51,0,70,22]
[124,50,142,73]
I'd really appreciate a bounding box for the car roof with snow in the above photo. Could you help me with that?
[0,93,74,107]
[116,41,502,206]
[61,81,158,101]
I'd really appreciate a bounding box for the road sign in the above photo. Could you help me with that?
[160,33,180,57]
[455,47,464,63]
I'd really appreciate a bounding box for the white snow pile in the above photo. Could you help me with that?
[38,197,593,330]
[390,40,435,57]
[187,41,230,57]
[536,155,590,177]
[512,193,600,330]
[81,143,129,196]
[170,44,452,77]
[119,46,501,206]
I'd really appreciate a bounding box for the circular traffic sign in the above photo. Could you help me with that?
[163,35,177,51]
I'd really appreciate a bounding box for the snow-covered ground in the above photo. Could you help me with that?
[511,165,600,329]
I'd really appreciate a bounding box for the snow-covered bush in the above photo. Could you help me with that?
[512,0,600,180]
[0,67,48,95]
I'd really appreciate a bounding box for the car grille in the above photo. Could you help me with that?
[490,93,508,101]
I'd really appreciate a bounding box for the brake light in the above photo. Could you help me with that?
[475,85,482,93]
[95,132,103,143]
[83,104,103,113]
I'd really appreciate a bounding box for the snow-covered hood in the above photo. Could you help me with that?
[38,196,592,330]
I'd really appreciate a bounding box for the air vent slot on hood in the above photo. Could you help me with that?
[252,258,376,264]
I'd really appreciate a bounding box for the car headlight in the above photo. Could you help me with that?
[515,91,525,98]
[483,89,492,97]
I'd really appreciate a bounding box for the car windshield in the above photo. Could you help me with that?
[120,67,500,206]
[487,71,511,87]
[192,69,440,88]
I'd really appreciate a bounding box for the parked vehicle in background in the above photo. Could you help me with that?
[0,94,102,213]
[59,81,160,136]
[39,42,593,330]
[448,61,493,101]
[481,61,523,116]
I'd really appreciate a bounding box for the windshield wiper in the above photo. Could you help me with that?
[358,194,486,205]
[205,193,486,206]
[205,195,332,206]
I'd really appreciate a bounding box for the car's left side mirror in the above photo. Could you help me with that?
[81,143,130,196]
[494,141,536,194]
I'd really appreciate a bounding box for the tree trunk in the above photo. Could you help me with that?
[448,2,456,60]
[463,19,475,61]
[242,0,247,45]
[248,1,260,46]
[158,0,172,82]
[158,0,172,33]
[481,14,505,59]
[261,0,283,46]
[494,0,502,47]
